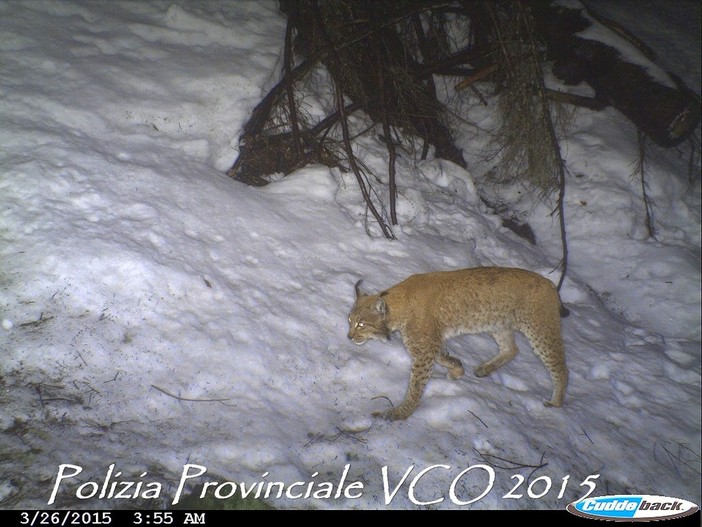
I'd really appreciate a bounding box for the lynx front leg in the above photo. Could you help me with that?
[374,335,439,420]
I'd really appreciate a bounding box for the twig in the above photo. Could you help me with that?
[637,131,656,238]
[304,427,369,447]
[373,19,398,226]
[283,18,303,157]
[467,409,488,428]
[474,448,547,472]
[411,12,440,106]
[371,395,394,408]
[334,426,369,444]
[34,383,82,406]
[18,313,54,328]
[581,0,657,61]
[311,0,394,239]
[75,350,88,367]
[454,64,498,90]
[105,371,121,383]
[151,384,231,403]
[526,451,548,484]
[516,1,569,291]
[655,441,702,476]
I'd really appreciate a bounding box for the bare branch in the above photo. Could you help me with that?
[151,384,231,404]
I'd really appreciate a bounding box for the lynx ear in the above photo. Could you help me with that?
[374,298,387,315]
[354,279,365,299]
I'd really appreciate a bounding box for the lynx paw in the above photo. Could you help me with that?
[543,399,563,408]
[474,364,493,377]
[372,406,413,421]
[447,364,465,380]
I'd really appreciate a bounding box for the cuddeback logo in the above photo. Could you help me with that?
[567,494,699,521]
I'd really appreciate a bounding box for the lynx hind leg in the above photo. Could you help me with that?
[523,324,568,407]
[436,351,465,380]
[543,362,568,407]
[474,329,518,378]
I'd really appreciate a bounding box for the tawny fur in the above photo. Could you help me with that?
[347,267,569,420]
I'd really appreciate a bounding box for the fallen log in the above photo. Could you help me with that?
[532,0,700,147]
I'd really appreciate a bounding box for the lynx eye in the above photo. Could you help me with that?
[356,321,365,328]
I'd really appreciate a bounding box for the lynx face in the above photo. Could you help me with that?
[347,280,391,344]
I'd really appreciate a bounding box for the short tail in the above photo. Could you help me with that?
[560,302,570,318]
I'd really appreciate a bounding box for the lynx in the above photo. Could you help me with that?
[347,267,569,420]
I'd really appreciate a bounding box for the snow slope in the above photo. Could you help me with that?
[0,0,699,511]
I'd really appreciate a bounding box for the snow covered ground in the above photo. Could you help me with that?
[0,0,699,511]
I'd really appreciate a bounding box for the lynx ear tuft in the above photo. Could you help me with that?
[354,279,365,299]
